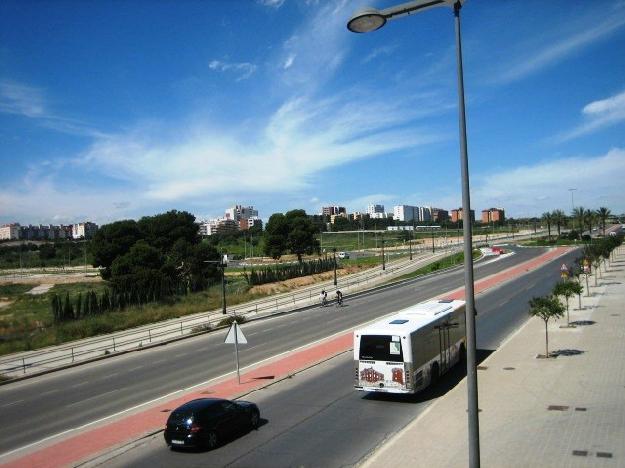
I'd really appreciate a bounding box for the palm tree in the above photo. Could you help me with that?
[541,212,553,241]
[552,209,566,237]
[529,295,565,358]
[584,208,594,235]
[596,207,611,236]
[572,206,585,238]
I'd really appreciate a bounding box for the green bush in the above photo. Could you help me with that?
[217,315,247,327]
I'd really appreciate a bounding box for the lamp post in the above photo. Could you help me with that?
[381,239,386,270]
[409,238,413,260]
[347,2,480,466]
[568,188,577,212]
[333,247,338,286]
[205,256,228,314]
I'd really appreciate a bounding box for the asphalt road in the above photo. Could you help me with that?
[0,246,577,458]
[102,247,581,468]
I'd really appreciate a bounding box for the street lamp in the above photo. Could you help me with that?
[332,247,338,286]
[205,255,228,314]
[347,1,480,466]
[568,188,577,212]
[381,239,386,270]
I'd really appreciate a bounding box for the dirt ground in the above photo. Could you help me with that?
[0,272,102,285]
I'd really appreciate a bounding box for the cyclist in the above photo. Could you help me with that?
[335,290,343,307]
[319,290,328,307]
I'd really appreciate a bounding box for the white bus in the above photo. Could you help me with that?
[354,299,466,394]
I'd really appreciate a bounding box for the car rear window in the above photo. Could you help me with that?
[169,410,194,424]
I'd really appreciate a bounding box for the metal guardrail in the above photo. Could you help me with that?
[0,231,534,379]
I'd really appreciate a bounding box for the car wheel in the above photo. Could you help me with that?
[206,431,218,450]
[250,410,260,429]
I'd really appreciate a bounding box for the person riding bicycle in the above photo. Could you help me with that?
[335,290,343,306]
[320,290,328,307]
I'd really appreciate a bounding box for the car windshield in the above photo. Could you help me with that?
[359,335,403,362]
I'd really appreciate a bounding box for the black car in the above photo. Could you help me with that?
[164,398,260,450]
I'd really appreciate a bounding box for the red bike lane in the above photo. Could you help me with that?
[2,247,572,468]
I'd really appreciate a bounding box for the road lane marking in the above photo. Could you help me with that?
[1,399,23,408]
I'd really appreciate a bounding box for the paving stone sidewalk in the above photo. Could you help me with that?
[362,246,625,468]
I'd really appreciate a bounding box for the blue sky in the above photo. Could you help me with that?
[1,0,625,226]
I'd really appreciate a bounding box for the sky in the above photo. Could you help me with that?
[1,0,625,226]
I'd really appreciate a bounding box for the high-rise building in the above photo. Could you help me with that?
[0,223,20,240]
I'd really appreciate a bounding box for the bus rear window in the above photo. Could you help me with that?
[359,335,403,362]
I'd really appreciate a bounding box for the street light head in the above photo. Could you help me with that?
[347,8,386,33]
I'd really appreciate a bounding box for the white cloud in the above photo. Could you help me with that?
[0,79,107,138]
[0,80,45,117]
[283,54,296,69]
[73,92,443,204]
[209,60,257,81]
[258,0,285,8]
[277,0,351,91]
[555,89,625,142]
[471,148,625,216]
[493,14,625,84]
[361,45,398,64]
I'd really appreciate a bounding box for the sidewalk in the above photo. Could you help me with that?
[362,246,625,467]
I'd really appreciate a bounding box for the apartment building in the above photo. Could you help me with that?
[481,208,506,224]
[322,206,347,217]
[72,222,99,239]
[450,208,475,223]
[431,208,449,223]
[0,223,20,240]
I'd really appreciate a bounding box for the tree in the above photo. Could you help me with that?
[285,210,320,262]
[541,212,553,241]
[137,210,199,253]
[596,207,611,237]
[568,281,583,311]
[552,209,566,237]
[572,207,585,239]
[553,281,575,326]
[110,240,164,293]
[264,213,289,260]
[91,220,143,279]
[528,295,565,358]
[584,208,594,235]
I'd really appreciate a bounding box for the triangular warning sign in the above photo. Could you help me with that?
[224,321,247,344]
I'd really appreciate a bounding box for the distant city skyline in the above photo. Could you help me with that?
[1,1,624,225]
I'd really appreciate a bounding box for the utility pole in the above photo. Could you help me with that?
[333,247,337,286]
[381,239,386,271]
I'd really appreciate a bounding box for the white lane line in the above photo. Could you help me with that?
[67,388,119,408]
[39,389,59,397]
[127,365,144,372]
[173,353,187,358]
[70,381,89,388]
[0,399,24,408]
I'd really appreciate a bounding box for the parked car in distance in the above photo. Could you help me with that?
[164,398,260,450]
[338,251,350,259]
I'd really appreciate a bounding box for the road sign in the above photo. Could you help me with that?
[560,263,568,272]
[224,321,247,344]
[224,320,247,384]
